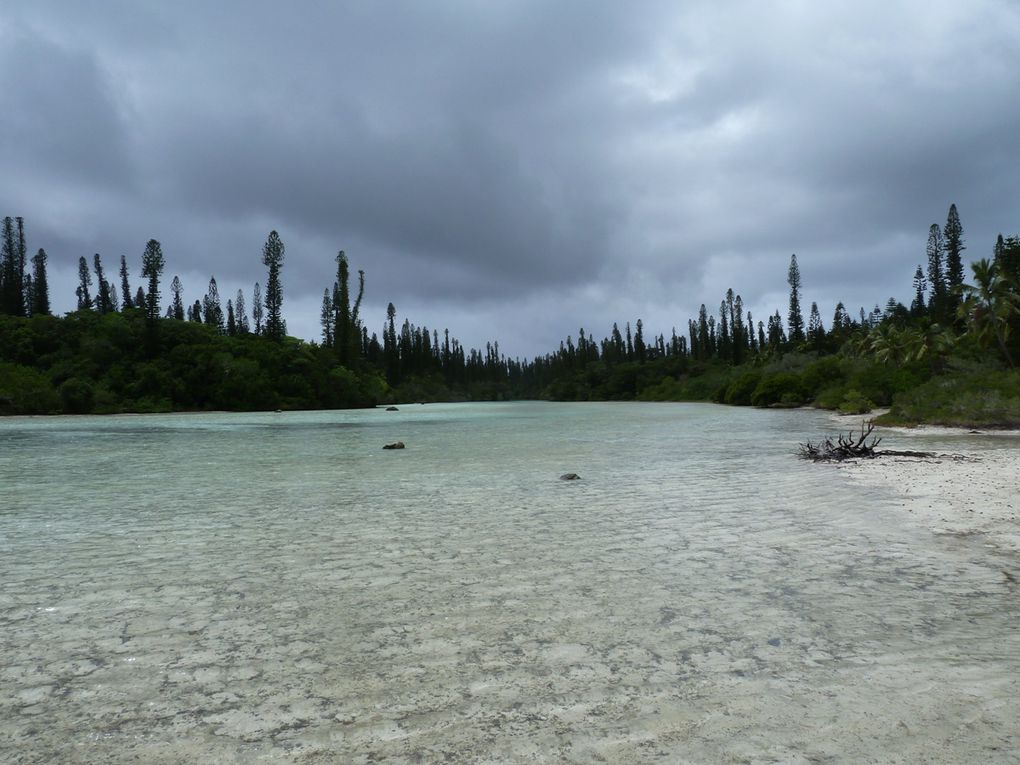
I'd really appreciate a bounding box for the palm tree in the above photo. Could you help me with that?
[956,258,1019,368]
[869,324,909,365]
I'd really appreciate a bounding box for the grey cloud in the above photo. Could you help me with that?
[3,0,1020,356]
[0,32,134,192]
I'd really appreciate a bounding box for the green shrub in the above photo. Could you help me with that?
[751,372,806,407]
[59,377,95,414]
[813,383,847,410]
[0,362,60,414]
[879,368,1020,427]
[723,370,763,406]
[837,389,876,415]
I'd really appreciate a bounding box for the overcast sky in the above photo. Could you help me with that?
[2,1,1018,357]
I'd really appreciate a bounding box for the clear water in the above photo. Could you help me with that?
[1,402,1018,763]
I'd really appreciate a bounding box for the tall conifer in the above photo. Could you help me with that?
[910,266,926,316]
[171,276,185,320]
[926,224,945,316]
[235,289,249,333]
[31,248,50,316]
[0,217,22,315]
[252,282,264,335]
[76,256,93,310]
[120,255,133,309]
[94,254,113,313]
[141,239,165,322]
[943,203,965,296]
[261,231,285,340]
[787,254,804,343]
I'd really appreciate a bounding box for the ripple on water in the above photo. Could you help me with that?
[1,402,1018,763]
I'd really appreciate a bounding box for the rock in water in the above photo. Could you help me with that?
[385,406,399,411]
[383,441,405,450]
[560,473,580,480]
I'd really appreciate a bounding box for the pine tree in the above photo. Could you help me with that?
[141,239,165,322]
[634,319,646,362]
[203,276,224,331]
[732,294,745,363]
[93,254,113,313]
[994,235,1020,287]
[697,304,710,359]
[351,268,365,360]
[767,310,786,348]
[189,299,203,322]
[1,217,22,315]
[807,301,825,347]
[120,255,133,310]
[906,265,926,317]
[384,302,398,380]
[252,282,263,335]
[926,224,945,316]
[109,284,118,313]
[76,256,93,310]
[12,218,26,316]
[943,203,965,297]
[831,302,850,335]
[135,286,146,308]
[261,231,285,340]
[787,254,804,343]
[993,234,1006,268]
[171,276,185,320]
[226,299,237,336]
[334,250,351,361]
[718,300,730,359]
[235,290,249,334]
[610,322,624,362]
[321,288,334,346]
[31,248,50,316]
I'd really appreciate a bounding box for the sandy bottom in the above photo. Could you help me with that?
[4,406,1020,763]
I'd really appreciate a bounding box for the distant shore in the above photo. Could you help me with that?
[830,414,1020,556]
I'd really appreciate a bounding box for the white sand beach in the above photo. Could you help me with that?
[831,416,1020,557]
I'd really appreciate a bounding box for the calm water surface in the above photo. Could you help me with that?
[1,402,1018,763]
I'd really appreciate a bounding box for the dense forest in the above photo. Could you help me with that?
[1,206,1019,425]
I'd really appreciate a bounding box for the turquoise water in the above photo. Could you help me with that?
[1,402,1018,763]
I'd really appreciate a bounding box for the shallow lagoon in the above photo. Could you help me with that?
[2,402,1018,763]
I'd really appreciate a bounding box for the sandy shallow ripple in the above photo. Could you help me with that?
[833,418,1020,556]
[2,404,1020,763]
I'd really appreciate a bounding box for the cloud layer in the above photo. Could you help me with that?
[2,1,1018,356]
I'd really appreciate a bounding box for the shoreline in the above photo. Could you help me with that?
[828,412,1020,556]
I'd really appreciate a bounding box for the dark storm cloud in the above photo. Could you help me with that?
[0,32,133,190]
[2,1,1019,355]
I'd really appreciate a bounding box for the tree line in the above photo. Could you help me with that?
[2,204,1019,421]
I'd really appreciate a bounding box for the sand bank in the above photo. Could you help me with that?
[830,415,1020,557]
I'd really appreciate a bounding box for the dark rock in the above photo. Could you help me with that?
[386,406,399,411]
[767,638,781,647]
[383,441,405,450]
[560,473,581,481]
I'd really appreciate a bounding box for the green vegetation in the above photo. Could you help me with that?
[1,207,1019,425]
[0,310,385,414]
[879,367,1020,428]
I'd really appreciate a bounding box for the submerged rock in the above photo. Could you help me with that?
[383,441,405,450]
[560,473,581,481]
[385,406,399,411]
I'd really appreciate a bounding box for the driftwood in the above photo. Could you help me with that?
[799,421,934,462]
[799,422,882,461]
